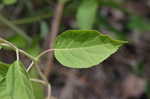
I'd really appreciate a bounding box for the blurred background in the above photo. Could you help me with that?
[0,0,150,99]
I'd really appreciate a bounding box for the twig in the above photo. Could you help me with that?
[30,78,47,85]
[44,0,65,77]
[16,48,19,61]
[30,78,52,99]
[27,61,34,72]
[37,49,54,59]
[27,49,54,72]
[34,62,52,99]
[0,38,36,61]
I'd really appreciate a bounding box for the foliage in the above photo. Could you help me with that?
[0,30,126,98]
[0,61,35,99]
[1,0,149,98]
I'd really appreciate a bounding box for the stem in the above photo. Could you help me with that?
[30,78,47,85]
[19,49,36,61]
[47,84,51,99]
[0,38,36,61]
[34,62,51,99]
[0,14,31,42]
[27,61,34,72]
[27,48,54,72]
[30,78,51,99]
[36,49,54,59]
[35,62,47,81]
[16,49,19,61]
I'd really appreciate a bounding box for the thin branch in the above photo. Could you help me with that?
[30,78,47,85]
[35,62,47,81]
[0,38,36,61]
[30,78,52,99]
[47,83,51,99]
[27,61,34,72]
[34,62,52,99]
[44,0,65,77]
[19,49,36,61]
[16,48,19,61]
[37,49,54,59]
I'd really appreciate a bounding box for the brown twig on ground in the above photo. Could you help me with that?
[44,1,65,77]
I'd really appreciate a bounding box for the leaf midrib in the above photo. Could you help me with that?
[54,44,115,51]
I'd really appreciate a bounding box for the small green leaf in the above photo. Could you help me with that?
[6,61,35,99]
[76,0,98,29]
[0,61,35,99]
[54,30,127,68]
[2,0,16,5]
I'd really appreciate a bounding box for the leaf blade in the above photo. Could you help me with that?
[54,30,126,68]
[6,61,35,99]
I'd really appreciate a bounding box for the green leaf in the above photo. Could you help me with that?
[6,61,35,99]
[0,61,35,99]
[76,0,98,29]
[54,30,127,68]
[2,0,16,5]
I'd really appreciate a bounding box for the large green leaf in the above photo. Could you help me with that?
[0,61,35,99]
[54,30,126,68]
[76,0,98,29]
